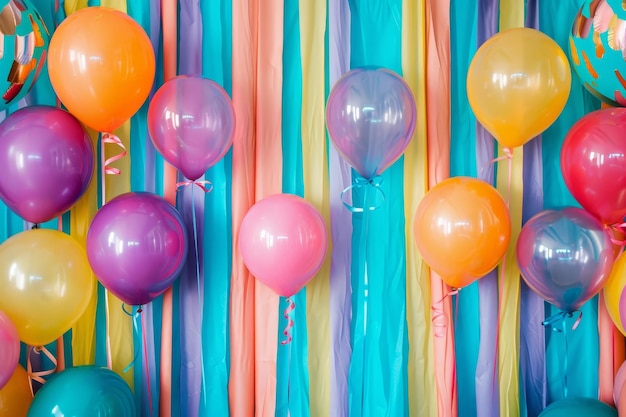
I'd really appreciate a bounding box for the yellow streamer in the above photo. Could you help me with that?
[300,0,332,415]
[69,128,99,367]
[497,2,524,416]
[401,1,438,416]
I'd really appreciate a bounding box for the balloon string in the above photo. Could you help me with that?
[176,179,214,193]
[142,310,154,417]
[487,146,513,405]
[27,345,57,397]
[121,304,143,374]
[278,298,295,415]
[431,288,459,338]
[542,310,583,398]
[189,184,208,407]
[606,223,626,254]
[280,297,296,344]
[340,175,385,212]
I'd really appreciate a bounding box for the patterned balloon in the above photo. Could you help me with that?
[569,0,626,106]
[0,0,48,109]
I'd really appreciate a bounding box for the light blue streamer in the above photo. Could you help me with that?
[348,2,408,416]
[276,0,309,416]
[450,1,480,416]
[539,0,601,404]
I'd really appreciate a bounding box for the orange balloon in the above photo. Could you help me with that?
[0,366,32,417]
[414,177,511,288]
[47,6,156,132]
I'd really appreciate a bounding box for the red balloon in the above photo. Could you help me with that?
[561,108,626,225]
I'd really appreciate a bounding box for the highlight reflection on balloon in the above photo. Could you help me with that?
[517,207,614,312]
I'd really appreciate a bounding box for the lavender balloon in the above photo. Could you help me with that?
[147,75,235,181]
[0,105,94,223]
[86,192,188,306]
[326,67,416,179]
[516,207,615,312]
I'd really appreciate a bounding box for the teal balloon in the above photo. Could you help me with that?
[539,397,617,417]
[0,0,49,108]
[27,366,136,417]
[569,0,626,106]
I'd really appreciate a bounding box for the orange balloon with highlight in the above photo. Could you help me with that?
[0,366,32,417]
[414,177,512,288]
[47,6,156,133]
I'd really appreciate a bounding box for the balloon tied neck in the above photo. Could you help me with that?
[280,297,296,345]
[340,175,386,213]
[27,345,57,396]
[606,222,626,250]
[31,223,40,229]
[480,146,514,175]
[431,287,459,338]
[542,310,583,332]
[101,132,127,176]
[122,303,144,317]
[176,179,213,193]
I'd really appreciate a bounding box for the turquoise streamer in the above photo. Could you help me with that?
[450,1,480,415]
[348,1,408,415]
[199,0,233,415]
[539,0,601,404]
[276,1,310,416]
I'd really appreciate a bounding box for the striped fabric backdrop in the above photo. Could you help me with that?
[2,0,621,416]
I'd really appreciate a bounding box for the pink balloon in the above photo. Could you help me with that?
[147,75,235,181]
[561,108,626,225]
[239,194,328,297]
[0,310,19,390]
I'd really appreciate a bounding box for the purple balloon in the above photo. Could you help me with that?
[86,192,188,306]
[147,75,235,181]
[516,207,615,312]
[0,105,94,224]
[326,67,417,179]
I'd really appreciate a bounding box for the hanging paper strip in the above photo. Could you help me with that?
[327,0,353,415]
[228,0,257,414]
[299,1,331,416]
[253,1,283,415]
[401,0,438,416]
[496,1,524,416]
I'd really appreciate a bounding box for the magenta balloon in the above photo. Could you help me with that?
[516,207,615,312]
[147,75,235,181]
[86,192,188,306]
[326,67,416,179]
[239,194,328,297]
[0,105,94,224]
[0,310,19,390]
[561,108,626,225]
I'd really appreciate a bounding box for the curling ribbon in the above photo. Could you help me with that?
[26,345,57,396]
[175,179,214,193]
[102,132,127,175]
[340,175,386,212]
[281,297,296,345]
[431,288,459,338]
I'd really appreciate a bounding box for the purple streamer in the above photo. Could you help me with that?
[178,1,205,417]
[474,0,499,415]
[328,1,353,415]
[519,2,547,416]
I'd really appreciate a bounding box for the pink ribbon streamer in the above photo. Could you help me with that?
[280,298,296,345]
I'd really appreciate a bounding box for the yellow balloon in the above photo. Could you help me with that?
[0,366,32,417]
[0,229,95,346]
[466,28,572,149]
[604,251,626,336]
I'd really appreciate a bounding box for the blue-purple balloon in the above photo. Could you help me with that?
[516,207,615,312]
[326,67,416,179]
[0,105,94,224]
[86,192,188,306]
